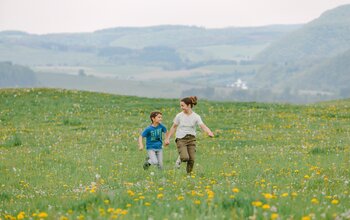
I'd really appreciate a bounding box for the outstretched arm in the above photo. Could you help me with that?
[164,123,178,145]
[200,123,214,137]
[138,135,144,150]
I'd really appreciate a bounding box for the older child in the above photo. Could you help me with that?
[165,96,214,174]
[138,111,167,170]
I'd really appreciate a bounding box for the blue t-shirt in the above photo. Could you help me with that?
[141,124,167,150]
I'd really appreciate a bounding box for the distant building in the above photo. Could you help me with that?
[226,79,248,90]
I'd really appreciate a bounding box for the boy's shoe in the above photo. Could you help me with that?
[175,156,181,169]
[143,156,151,170]
[143,161,151,170]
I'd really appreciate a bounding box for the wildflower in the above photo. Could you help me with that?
[177,195,184,201]
[262,204,270,210]
[60,216,68,220]
[304,175,310,180]
[157,193,164,199]
[38,212,48,218]
[104,199,110,205]
[121,210,128,215]
[145,202,151,206]
[311,198,319,204]
[206,189,215,200]
[17,212,25,220]
[252,201,263,207]
[232,187,239,193]
[127,190,135,196]
[114,209,122,214]
[301,216,311,220]
[331,199,339,205]
[99,208,106,216]
[263,193,274,199]
[194,200,201,205]
[291,192,298,197]
[271,213,279,220]
[280,192,288,197]
[230,195,235,199]
[126,204,132,208]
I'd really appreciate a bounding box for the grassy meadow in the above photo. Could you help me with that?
[0,88,349,220]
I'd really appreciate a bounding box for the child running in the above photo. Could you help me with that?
[165,96,214,174]
[138,111,167,170]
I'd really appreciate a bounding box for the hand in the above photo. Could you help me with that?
[164,139,170,146]
[208,131,214,137]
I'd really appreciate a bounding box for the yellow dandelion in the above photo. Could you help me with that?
[107,208,114,213]
[230,195,235,199]
[99,208,106,216]
[252,201,263,207]
[194,200,201,205]
[114,209,122,214]
[262,204,270,210]
[177,195,185,200]
[331,199,339,205]
[126,203,132,208]
[281,193,289,197]
[311,198,319,204]
[263,193,273,199]
[139,195,145,200]
[301,216,311,220]
[121,210,128,215]
[104,199,110,205]
[232,188,239,193]
[304,175,310,180]
[127,190,135,196]
[271,213,279,220]
[17,212,25,220]
[38,212,48,218]
[157,193,164,199]
[60,216,68,220]
[145,202,151,206]
[291,192,298,197]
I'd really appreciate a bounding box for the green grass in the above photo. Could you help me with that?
[1,88,349,219]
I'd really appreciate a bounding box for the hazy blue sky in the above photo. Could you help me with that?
[1,0,350,34]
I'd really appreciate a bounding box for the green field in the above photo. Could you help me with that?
[1,88,349,219]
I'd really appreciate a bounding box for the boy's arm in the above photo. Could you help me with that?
[138,135,144,150]
[164,123,177,146]
[200,123,214,137]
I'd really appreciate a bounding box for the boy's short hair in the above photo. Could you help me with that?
[150,111,162,122]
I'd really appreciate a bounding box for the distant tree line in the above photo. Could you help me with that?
[0,61,38,87]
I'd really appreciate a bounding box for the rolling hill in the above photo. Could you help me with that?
[253,4,350,96]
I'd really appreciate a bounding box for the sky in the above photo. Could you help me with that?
[1,0,350,34]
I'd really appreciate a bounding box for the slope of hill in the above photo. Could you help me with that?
[0,88,349,219]
[252,4,350,99]
[255,4,350,63]
[0,25,300,67]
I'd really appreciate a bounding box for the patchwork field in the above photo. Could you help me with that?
[0,88,349,219]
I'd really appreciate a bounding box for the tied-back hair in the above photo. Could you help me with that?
[181,96,198,108]
[150,111,162,122]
